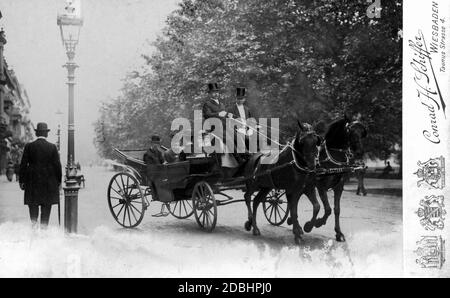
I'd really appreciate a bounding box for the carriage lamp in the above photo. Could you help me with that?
[57,1,83,234]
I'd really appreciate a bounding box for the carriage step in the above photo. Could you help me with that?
[152,212,170,218]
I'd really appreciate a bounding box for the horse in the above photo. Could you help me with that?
[311,116,367,242]
[242,121,322,244]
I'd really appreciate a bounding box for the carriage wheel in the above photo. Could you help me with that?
[263,190,289,226]
[192,181,217,232]
[168,200,194,219]
[107,172,146,228]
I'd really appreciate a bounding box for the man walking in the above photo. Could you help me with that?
[19,123,62,228]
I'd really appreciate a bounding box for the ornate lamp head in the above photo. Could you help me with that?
[57,0,83,58]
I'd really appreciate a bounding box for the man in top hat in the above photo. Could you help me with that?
[143,135,166,165]
[229,87,255,135]
[228,87,258,163]
[19,123,62,227]
[202,83,232,121]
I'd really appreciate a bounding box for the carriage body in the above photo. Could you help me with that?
[107,148,290,230]
[113,149,220,201]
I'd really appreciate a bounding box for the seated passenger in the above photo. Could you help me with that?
[143,135,165,165]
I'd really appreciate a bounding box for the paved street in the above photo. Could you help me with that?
[0,166,402,277]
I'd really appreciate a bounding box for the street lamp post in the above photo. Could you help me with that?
[55,110,63,152]
[57,3,83,234]
[0,28,6,119]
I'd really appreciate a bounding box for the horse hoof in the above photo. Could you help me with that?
[314,219,324,228]
[336,233,346,242]
[304,222,313,233]
[244,221,252,232]
[253,229,261,236]
[287,217,293,226]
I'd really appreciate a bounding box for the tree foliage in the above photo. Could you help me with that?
[94,0,402,161]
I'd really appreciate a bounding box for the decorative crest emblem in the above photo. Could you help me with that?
[416,196,446,231]
[415,236,446,269]
[414,156,445,189]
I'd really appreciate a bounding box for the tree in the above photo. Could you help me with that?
[95,0,402,162]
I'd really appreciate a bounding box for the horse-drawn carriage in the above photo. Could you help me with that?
[108,149,288,231]
[107,118,367,243]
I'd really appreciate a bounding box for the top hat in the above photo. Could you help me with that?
[207,83,219,93]
[236,87,246,98]
[150,135,161,143]
[35,122,50,132]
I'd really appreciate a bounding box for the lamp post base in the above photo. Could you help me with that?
[64,178,80,234]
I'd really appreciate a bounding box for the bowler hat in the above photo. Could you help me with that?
[207,83,219,93]
[35,122,50,132]
[236,87,246,98]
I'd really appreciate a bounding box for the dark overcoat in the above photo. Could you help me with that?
[143,144,165,165]
[202,98,226,120]
[19,138,62,206]
[229,103,253,121]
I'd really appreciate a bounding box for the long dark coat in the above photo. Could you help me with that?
[202,98,226,120]
[143,144,165,165]
[19,138,62,206]
[229,103,253,121]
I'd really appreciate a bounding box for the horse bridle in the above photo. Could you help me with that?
[318,121,363,167]
[290,131,319,174]
[320,141,353,167]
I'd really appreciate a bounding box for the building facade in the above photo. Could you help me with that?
[0,17,34,174]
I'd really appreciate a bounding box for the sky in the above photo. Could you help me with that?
[0,0,180,164]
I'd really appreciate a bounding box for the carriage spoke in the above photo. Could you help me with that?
[126,176,131,196]
[127,205,132,226]
[206,208,214,218]
[179,201,183,216]
[120,175,126,195]
[116,204,125,220]
[129,205,139,223]
[112,202,122,209]
[268,204,275,221]
[205,211,210,228]
[200,185,205,199]
[182,201,189,216]
[186,200,193,210]
[114,180,123,194]
[275,205,282,221]
[201,211,206,227]
[129,202,142,215]
[122,204,128,226]
[111,188,123,198]
[277,203,287,214]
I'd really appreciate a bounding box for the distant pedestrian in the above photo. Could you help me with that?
[19,123,62,228]
[379,161,393,178]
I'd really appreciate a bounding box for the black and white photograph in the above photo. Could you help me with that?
[0,0,446,279]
